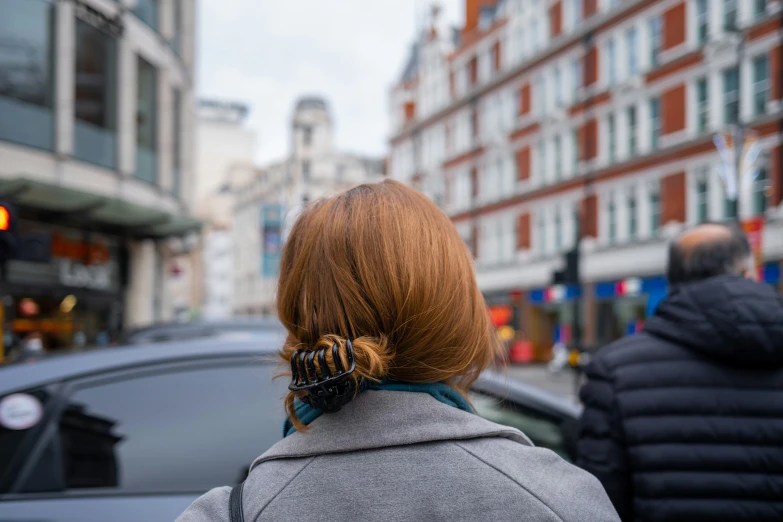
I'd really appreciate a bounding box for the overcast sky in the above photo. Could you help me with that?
[197,0,463,165]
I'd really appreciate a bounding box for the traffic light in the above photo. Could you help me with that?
[0,201,19,261]
[552,248,580,286]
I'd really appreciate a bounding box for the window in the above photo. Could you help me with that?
[172,89,182,197]
[572,56,583,94]
[753,168,768,215]
[554,135,562,180]
[755,0,768,18]
[471,392,576,462]
[0,0,55,150]
[650,98,660,149]
[724,190,738,219]
[302,126,313,146]
[607,198,616,243]
[753,55,769,116]
[723,67,740,124]
[136,57,157,184]
[697,77,709,134]
[490,45,499,75]
[554,210,562,251]
[650,189,661,233]
[650,16,662,67]
[573,128,581,170]
[627,106,637,156]
[74,19,118,169]
[697,0,709,44]
[537,215,547,254]
[554,66,563,107]
[13,364,286,494]
[532,19,540,52]
[536,75,546,115]
[628,193,637,238]
[626,27,638,76]
[606,39,617,86]
[607,114,616,162]
[302,161,311,183]
[538,140,546,183]
[570,0,582,27]
[696,176,709,223]
[133,0,159,31]
[0,388,53,489]
[724,0,738,31]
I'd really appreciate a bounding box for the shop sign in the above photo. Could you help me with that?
[615,277,642,297]
[52,233,111,265]
[59,259,112,291]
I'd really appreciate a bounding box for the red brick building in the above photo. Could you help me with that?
[389,0,783,359]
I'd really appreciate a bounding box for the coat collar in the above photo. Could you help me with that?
[252,390,532,469]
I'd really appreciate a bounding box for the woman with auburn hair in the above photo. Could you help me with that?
[179,181,618,522]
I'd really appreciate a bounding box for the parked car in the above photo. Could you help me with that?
[120,316,285,345]
[0,336,579,522]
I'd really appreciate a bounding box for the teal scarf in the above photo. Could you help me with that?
[283,381,474,438]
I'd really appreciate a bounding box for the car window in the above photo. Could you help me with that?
[19,363,287,494]
[470,392,572,462]
[0,388,52,492]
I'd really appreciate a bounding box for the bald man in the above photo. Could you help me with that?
[578,223,783,522]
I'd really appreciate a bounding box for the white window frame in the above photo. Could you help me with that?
[626,27,638,77]
[752,54,769,116]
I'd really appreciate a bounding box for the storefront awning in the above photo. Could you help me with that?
[0,178,201,238]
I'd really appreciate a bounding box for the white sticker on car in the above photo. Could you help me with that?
[0,393,43,430]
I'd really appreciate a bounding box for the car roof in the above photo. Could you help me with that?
[474,370,581,419]
[0,333,287,395]
[122,317,285,343]
[1,334,579,420]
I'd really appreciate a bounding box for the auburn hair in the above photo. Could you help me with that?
[277,180,501,429]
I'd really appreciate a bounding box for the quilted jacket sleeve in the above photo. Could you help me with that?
[577,354,634,522]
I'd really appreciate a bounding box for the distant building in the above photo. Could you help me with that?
[389,0,783,360]
[233,97,384,315]
[0,0,199,347]
[193,99,257,320]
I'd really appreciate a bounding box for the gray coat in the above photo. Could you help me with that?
[178,390,619,522]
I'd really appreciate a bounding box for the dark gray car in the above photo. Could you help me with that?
[0,336,579,522]
[120,316,285,345]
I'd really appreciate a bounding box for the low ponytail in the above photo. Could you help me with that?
[281,334,393,431]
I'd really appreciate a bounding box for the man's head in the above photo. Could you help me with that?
[667,223,756,286]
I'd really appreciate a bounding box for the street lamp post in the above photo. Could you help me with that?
[570,31,595,395]
[730,29,745,222]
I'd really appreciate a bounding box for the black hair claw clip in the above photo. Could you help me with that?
[289,339,359,413]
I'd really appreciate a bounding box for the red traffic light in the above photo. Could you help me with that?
[0,206,9,231]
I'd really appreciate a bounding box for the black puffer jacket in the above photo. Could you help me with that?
[578,276,783,522]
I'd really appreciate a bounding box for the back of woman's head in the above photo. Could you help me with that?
[278,180,501,425]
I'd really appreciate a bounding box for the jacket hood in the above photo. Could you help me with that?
[645,275,783,366]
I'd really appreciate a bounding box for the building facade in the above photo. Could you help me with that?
[193,100,258,320]
[0,0,199,351]
[233,97,385,315]
[389,0,783,360]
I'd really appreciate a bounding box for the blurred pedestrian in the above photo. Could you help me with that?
[17,332,45,363]
[578,223,783,522]
[178,181,619,522]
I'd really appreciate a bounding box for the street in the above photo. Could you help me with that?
[502,364,581,404]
